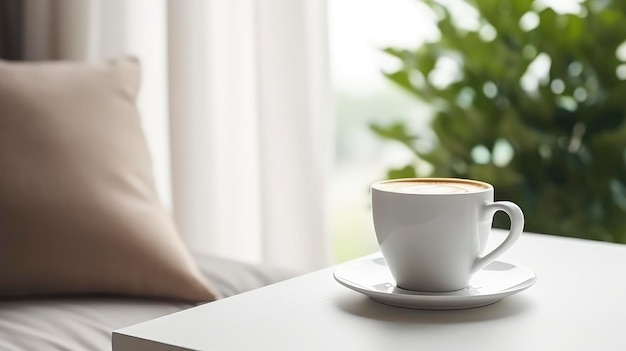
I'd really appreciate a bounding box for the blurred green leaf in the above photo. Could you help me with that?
[388,165,418,179]
[370,122,415,144]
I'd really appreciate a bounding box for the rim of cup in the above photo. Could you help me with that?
[371,177,493,195]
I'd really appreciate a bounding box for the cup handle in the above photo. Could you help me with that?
[471,201,524,274]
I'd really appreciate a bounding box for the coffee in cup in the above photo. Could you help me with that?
[371,178,524,292]
[376,178,489,194]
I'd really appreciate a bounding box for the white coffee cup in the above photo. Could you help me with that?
[371,177,524,292]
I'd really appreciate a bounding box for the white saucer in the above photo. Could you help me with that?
[333,255,536,310]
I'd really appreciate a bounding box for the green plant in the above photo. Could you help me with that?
[372,0,626,243]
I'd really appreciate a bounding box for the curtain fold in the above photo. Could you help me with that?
[255,0,333,269]
[16,0,332,271]
[168,0,264,265]
[0,0,23,59]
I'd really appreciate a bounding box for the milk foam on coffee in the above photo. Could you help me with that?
[376,179,488,194]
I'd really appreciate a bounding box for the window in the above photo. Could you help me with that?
[328,0,437,262]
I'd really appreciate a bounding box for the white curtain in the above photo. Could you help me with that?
[22,0,333,272]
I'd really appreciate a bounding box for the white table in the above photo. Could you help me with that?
[113,231,626,350]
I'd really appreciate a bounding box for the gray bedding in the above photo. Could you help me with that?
[0,254,294,350]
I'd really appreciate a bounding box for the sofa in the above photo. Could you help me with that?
[0,57,294,350]
[0,255,292,350]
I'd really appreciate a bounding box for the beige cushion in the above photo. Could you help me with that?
[0,57,218,302]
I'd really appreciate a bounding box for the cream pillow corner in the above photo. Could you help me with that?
[0,57,218,302]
